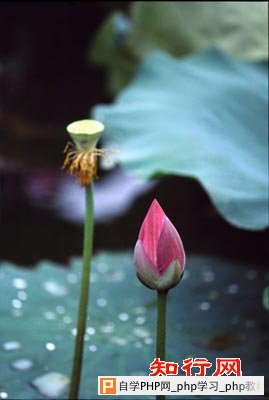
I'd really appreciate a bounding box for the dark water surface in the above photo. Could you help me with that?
[0,2,268,268]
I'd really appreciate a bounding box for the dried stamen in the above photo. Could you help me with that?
[62,142,105,186]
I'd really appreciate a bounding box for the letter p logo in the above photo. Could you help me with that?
[99,377,117,395]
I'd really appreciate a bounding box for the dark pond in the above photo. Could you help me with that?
[0,4,268,399]
[0,3,268,267]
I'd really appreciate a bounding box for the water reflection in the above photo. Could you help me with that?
[53,168,155,224]
[1,156,268,266]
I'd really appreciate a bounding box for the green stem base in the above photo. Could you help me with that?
[69,185,94,400]
[156,290,168,400]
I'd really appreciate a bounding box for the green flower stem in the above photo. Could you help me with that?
[69,184,94,400]
[156,290,168,400]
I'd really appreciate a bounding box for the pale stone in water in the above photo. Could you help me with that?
[31,372,70,398]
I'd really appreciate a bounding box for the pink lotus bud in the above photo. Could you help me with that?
[134,199,185,291]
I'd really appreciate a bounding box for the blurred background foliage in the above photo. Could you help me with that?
[90,2,268,93]
[93,50,268,230]
[0,1,268,264]
[91,1,268,230]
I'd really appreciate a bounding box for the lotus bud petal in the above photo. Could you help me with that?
[134,199,185,291]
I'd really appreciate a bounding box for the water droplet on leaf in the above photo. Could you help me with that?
[89,345,97,352]
[144,338,153,345]
[43,281,68,297]
[118,313,129,321]
[46,342,56,351]
[67,273,78,284]
[199,302,211,311]
[111,337,128,346]
[202,271,215,282]
[97,262,109,273]
[44,311,56,320]
[17,291,28,301]
[31,372,70,398]
[3,341,21,351]
[136,316,146,325]
[227,284,239,294]
[12,278,27,289]
[12,299,22,309]
[100,323,115,334]
[133,307,146,315]
[133,328,150,338]
[56,306,65,315]
[10,358,33,371]
[96,298,107,307]
[86,327,96,335]
[208,290,219,300]
[106,271,125,282]
[63,316,72,324]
